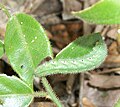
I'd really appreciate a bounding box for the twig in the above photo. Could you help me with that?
[101,25,110,36]
[79,73,84,107]
[83,0,92,35]
[98,67,120,74]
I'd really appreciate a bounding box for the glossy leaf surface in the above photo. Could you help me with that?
[0,40,4,58]
[35,33,107,77]
[5,13,53,87]
[0,74,33,107]
[73,0,120,24]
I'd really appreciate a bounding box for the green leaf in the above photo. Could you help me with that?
[5,13,53,87]
[114,99,120,107]
[35,33,107,77]
[73,0,120,24]
[0,74,33,107]
[0,40,4,58]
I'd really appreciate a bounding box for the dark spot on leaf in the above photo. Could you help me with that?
[21,65,24,69]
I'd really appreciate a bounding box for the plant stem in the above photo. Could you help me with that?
[41,77,63,107]
[0,3,11,18]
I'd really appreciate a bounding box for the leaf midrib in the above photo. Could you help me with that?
[14,16,35,70]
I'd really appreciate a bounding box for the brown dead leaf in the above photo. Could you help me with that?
[83,81,120,107]
[32,0,62,17]
[0,27,5,39]
[50,24,70,49]
[89,75,120,89]
[105,55,120,64]
[107,28,117,40]
[39,15,61,25]
[30,102,56,107]
[61,0,82,20]
[89,0,100,6]
[24,0,45,13]
[108,41,119,55]
[65,21,82,41]
[45,30,53,39]
[82,97,96,107]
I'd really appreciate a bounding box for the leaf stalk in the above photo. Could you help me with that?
[41,77,63,107]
